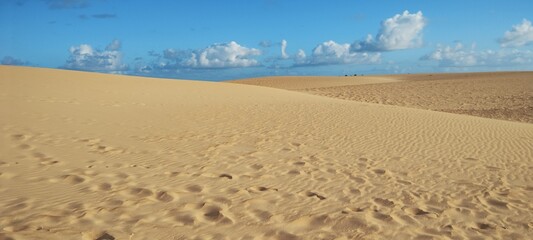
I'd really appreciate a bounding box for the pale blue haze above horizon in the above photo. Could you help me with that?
[1,0,532,80]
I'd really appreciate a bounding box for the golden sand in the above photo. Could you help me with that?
[234,72,533,123]
[1,66,532,239]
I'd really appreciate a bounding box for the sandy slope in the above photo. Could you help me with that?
[228,76,400,90]
[1,66,533,239]
[234,72,533,123]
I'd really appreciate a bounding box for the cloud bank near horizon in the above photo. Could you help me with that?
[422,19,533,68]
[63,40,128,73]
[421,43,533,67]
[2,11,532,79]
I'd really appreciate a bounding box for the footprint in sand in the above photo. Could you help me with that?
[250,209,273,222]
[90,182,112,191]
[293,161,306,166]
[290,142,302,147]
[287,169,300,175]
[247,186,278,193]
[17,144,33,150]
[129,187,153,198]
[476,222,495,230]
[174,213,196,226]
[10,134,31,142]
[155,191,174,202]
[219,173,233,179]
[202,205,233,224]
[305,191,326,200]
[403,207,431,216]
[186,184,203,193]
[249,163,263,170]
[343,187,361,196]
[203,206,223,221]
[371,211,394,222]
[32,152,52,161]
[373,198,394,208]
[164,171,181,177]
[62,174,85,184]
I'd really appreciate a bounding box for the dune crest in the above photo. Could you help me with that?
[1,66,532,239]
[233,72,533,123]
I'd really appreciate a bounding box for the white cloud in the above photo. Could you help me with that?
[296,40,381,66]
[352,11,426,51]
[281,39,289,59]
[161,48,188,60]
[185,41,261,68]
[422,43,533,67]
[64,40,128,73]
[136,41,261,74]
[105,39,121,51]
[499,19,533,48]
[421,43,477,67]
[295,49,307,64]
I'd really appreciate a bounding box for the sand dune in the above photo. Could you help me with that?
[228,76,400,90]
[233,72,533,123]
[1,66,533,239]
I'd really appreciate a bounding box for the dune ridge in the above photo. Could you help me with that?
[232,72,533,123]
[1,66,532,239]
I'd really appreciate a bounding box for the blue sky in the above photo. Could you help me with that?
[1,0,532,80]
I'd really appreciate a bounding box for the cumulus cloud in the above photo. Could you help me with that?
[295,49,306,62]
[64,40,128,73]
[162,48,188,60]
[185,41,261,68]
[421,43,477,67]
[134,41,261,75]
[292,49,308,66]
[281,39,289,59]
[499,19,533,48]
[422,43,533,67]
[1,56,29,66]
[295,41,381,66]
[352,11,426,52]
[136,48,190,74]
[45,0,89,9]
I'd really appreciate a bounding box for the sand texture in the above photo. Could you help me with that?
[228,76,400,90]
[1,66,533,239]
[235,72,533,123]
